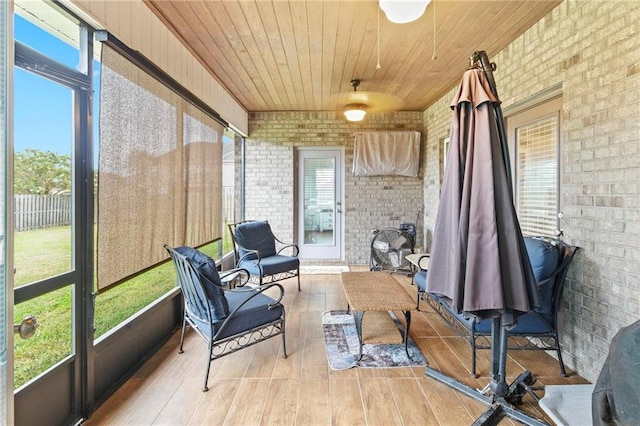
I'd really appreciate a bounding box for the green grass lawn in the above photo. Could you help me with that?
[13,226,224,388]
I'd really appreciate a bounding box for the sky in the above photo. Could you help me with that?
[14,13,232,161]
[14,14,100,157]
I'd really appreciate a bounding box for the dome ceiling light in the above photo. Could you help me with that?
[379,0,431,24]
[344,79,366,122]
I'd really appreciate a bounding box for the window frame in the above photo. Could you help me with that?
[506,91,563,237]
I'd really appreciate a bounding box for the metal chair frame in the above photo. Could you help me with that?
[165,245,287,391]
[419,239,579,377]
[228,220,301,290]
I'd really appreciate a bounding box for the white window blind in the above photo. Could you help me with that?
[516,114,559,236]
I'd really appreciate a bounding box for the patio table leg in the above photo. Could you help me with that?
[404,310,412,360]
[353,311,364,361]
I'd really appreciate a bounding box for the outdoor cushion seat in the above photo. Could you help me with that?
[415,237,579,377]
[241,254,300,278]
[187,289,284,340]
[229,220,301,290]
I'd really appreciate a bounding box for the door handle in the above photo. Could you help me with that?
[14,315,38,339]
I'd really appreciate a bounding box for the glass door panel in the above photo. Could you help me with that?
[14,68,73,286]
[298,149,343,259]
[303,158,335,245]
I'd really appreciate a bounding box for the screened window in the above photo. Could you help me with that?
[97,44,224,291]
[507,96,562,237]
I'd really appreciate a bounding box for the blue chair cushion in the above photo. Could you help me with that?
[189,289,284,340]
[175,246,229,320]
[415,270,428,292]
[235,221,277,259]
[428,292,553,335]
[524,237,559,283]
[239,254,300,277]
[524,237,559,315]
[474,311,554,334]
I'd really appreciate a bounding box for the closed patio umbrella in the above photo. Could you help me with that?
[425,51,544,426]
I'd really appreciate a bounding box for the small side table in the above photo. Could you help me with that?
[405,253,430,284]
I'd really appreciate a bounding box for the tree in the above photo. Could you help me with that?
[14,149,71,195]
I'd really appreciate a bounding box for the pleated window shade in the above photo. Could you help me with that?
[97,45,223,291]
[516,114,559,237]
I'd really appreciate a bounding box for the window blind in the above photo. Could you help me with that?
[516,114,558,236]
[97,45,223,291]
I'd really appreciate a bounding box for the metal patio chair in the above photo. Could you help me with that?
[416,237,579,377]
[165,245,287,391]
[228,220,301,291]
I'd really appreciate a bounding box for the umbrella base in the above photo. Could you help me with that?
[425,366,548,426]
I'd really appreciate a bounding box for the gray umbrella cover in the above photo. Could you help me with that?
[426,68,540,325]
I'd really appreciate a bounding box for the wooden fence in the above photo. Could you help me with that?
[14,190,235,232]
[14,194,72,231]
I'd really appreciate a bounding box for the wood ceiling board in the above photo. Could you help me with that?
[271,0,306,110]
[168,1,259,109]
[237,0,291,109]
[254,0,299,110]
[329,2,360,110]
[306,1,325,110]
[203,1,272,111]
[321,1,340,112]
[290,1,315,110]
[145,0,563,113]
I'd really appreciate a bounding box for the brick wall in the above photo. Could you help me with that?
[423,0,640,382]
[245,111,424,265]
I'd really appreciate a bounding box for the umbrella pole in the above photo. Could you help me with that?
[490,317,510,399]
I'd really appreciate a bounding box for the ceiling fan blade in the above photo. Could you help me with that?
[338,91,404,113]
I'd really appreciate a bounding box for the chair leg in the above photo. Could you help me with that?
[471,334,478,377]
[281,332,288,359]
[555,336,567,376]
[178,316,187,354]
[297,269,301,291]
[202,341,213,392]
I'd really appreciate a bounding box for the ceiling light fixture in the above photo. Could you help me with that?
[344,105,367,122]
[379,0,431,24]
[344,79,367,122]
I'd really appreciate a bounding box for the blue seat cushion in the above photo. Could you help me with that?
[239,254,300,277]
[235,221,277,259]
[473,311,554,334]
[415,270,428,292]
[175,246,229,320]
[524,237,559,315]
[189,289,284,340]
[428,291,554,335]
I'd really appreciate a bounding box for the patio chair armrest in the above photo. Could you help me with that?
[238,248,262,263]
[220,268,250,288]
[213,283,286,340]
[276,243,299,257]
[227,282,286,306]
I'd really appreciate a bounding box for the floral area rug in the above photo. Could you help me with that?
[322,310,427,370]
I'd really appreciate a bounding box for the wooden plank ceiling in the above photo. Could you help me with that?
[146,0,562,114]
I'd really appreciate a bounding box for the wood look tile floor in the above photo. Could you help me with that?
[85,267,589,425]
